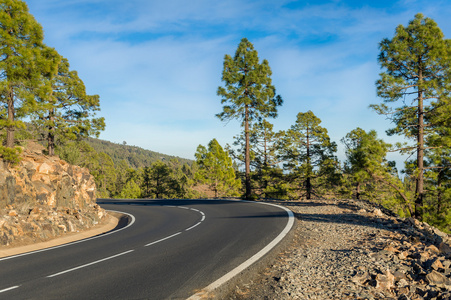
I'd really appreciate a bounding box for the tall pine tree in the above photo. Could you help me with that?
[217,38,282,199]
[280,111,337,200]
[371,13,451,219]
[0,0,59,154]
[32,57,104,156]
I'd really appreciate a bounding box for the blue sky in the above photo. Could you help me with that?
[25,0,451,167]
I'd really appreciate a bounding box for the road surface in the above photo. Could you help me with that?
[0,199,293,299]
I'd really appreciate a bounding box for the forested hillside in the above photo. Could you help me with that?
[85,137,192,169]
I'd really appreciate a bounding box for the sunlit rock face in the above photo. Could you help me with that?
[0,146,105,246]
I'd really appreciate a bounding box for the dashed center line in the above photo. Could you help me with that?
[47,250,135,278]
[0,286,20,294]
[185,222,202,231]
[47,205,206,277]
[145,232,182,246]
[145,205,206,244]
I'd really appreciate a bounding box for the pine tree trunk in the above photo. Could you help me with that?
[6,86,15,148]
[437,170,443,215]
[306,176,312,200]
[48,109,55,156]
[306,129,311,200]
[156,176,160,198]
[415,70,425,220]
[356,182,361,200]
[244,105,251,199]
[263,134,268,198]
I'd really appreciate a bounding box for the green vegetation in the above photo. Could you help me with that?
[56,139,199,199]
[85,138,192,169]
[195,139,240,198]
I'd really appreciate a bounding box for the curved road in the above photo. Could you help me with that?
[0,199,293,299]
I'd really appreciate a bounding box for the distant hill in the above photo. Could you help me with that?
[85,137,193,169]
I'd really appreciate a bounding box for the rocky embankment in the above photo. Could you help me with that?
[0,146,106,247]
[230,199,451,300]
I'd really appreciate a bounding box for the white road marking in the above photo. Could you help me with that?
[145,232,182,246]
[185,222,202,231]
[0,210,135,262]
[0,286,20,293]
[144,205,206,245]
[47,250,135,278]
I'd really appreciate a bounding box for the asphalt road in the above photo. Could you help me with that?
[0,199,293,300]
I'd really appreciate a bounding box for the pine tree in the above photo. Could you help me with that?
[341,128,374,200]
[217,38,282,199]
[195,139,240,198]
[280,111,337,199]
[145,161,178,199]
[341,128,412,215]
[371,13,451,219]
[0,0,59,154]
[32,57,105,156]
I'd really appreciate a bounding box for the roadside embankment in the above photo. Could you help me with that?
[228,199,451,300]
[0,213,119,258]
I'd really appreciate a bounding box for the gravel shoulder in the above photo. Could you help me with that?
[227,199,451,300]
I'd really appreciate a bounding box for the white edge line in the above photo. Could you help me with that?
[0,286,20,293]
[187,200,295,300]
[0,210,136,262]
[145,232,182,247]
[47,250,134,278]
